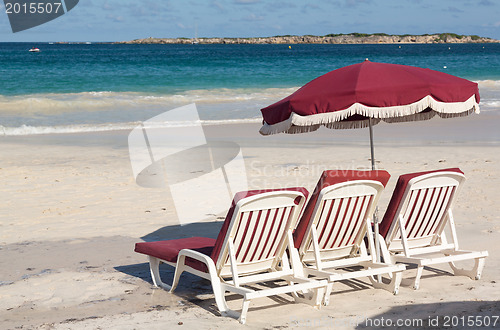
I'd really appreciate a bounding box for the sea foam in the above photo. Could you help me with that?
[1,83,499,136]
[0,119,262,136]
[0,88,298,115]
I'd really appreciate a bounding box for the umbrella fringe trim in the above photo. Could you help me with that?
[438,108,476,118]
[382,111,437,123]
[260,95,478,135]
[325,118,381,129]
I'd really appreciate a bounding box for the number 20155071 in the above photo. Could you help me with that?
[5,2,62,14]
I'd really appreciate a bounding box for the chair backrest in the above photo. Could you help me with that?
[211,187,308,277]
[293,170,390,262]
[380,168,465,250]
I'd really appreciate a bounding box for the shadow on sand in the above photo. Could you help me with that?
[115,220,315,317]
[116,222,497,323]
[115,221,233,316]
[353,300,500,329]
[115,220,223,282]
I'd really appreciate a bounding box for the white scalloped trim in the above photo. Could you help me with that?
[260,95,479,135]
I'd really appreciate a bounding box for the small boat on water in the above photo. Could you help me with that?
[29,47,40,52]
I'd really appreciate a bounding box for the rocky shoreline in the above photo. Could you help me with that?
[117,33,499,45]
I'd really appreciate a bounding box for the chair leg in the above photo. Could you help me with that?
[292,286,325,308]
[206,272,233,318]
[370,271,402,295]
[377,234,394,264]
[148,256,172,290]
[322,283,333,306]
[169,258,186,293]
[286,276,325,308]
[449,257,486,280]
[169,254,238,321]
[413,266,423,290]
[239,297,251,324]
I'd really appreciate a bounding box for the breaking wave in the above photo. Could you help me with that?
[0,119,262,136]
[1,83,499,136]
[0,87,298,114]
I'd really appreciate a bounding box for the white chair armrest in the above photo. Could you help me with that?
[178,249,218,274]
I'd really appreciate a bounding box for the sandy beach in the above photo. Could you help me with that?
[1,113,499,329]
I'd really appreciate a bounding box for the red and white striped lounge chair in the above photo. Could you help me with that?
[135,188,327,324]
[378,168,488,289]
[289,170,405,306]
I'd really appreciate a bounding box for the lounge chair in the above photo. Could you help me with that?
[289,170,405,306]
[378,168,488,289]
[135,188,327,324]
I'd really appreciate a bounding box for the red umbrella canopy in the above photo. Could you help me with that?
[260,60,480,135]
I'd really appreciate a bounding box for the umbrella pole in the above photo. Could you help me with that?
[369,118,376,170]
[369,119,382,279]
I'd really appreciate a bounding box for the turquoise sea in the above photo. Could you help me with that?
[1,42,500,135]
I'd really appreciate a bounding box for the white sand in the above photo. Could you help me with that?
[1,115,499,329]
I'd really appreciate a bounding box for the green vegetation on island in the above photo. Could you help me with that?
[117,33,499,45]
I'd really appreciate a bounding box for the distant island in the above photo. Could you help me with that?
[117,33,499,45]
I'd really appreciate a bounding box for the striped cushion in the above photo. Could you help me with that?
[135,187,309,273]
[379,168,463,239]
[210,187,309,265]
[293,170,390,249]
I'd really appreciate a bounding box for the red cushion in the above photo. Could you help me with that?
[135,237,216,272]
[293,170,391,249]
[135,187,309,273]
[379,168,463,239]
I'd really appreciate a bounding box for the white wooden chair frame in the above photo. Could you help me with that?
[146,190,327,324]
[379,171,488,289]
[291,180,405,306]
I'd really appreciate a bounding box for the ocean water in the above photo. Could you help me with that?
[1,42,500,135]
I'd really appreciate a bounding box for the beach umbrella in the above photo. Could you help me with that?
[259,59,480,259]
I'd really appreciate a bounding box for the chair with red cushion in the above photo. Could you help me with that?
[290,170,405,306]
[135,187,327,324]
[378,168,488,289]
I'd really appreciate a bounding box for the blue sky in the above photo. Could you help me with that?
[1,0,500,42]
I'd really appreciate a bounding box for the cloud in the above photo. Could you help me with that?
[448,6,464,13]
[119,1,177,19]
[106,14,124,23]
[344,0,372,7]
[241,13,264,21]
[302,3,322,14]
[403,0,431,9]
[234,0,260,4]
[264,1,297,12]
[145,0,174,12]
[210,0,226,13]
[304,3,320,10]
[327,0,373,8]
[479,0,494,5]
